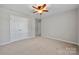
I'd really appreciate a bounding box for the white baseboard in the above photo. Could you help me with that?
[0,41,12,46]
[0,36,78,46]
[43,36,78,45]
[0,36,35,46]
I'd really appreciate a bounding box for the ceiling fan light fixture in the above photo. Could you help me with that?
[32,4,48,15]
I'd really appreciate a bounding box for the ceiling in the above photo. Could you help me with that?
[0,4,79,18]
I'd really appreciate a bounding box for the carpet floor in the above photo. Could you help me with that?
[0,37,78,55]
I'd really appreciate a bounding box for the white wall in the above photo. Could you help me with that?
[0,7,35,45]
[0,8,10,44]
[41,9,78,44]
[77,8,79,44]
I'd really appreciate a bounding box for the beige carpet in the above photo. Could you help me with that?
[0,37,78,55]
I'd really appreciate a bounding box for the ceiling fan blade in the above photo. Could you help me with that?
[32,6,38,9]
[42,4,46,8]
[33,11,37,13]
[43,10,48,12]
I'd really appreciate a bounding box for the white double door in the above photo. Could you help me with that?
[10,15,29,42]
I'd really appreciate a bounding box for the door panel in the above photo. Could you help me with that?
[10,15,29,42]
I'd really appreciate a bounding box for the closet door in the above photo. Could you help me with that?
[10,15,29,42]
[10,15,16,41]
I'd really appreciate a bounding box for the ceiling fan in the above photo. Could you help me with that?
[32,4,48,15]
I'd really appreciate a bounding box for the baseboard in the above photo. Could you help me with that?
[43,36,78,45]
[0,41,12,46]
[0,36,35,46]
[0,36,78,46]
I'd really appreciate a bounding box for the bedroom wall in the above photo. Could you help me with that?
[0,7,35,45]
[77,7,79,45]
[41,9,78,44]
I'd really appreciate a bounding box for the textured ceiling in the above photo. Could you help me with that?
[0,4,79,18]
